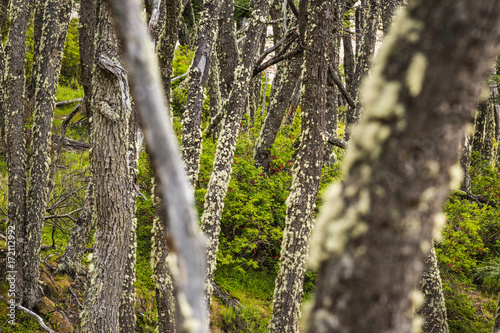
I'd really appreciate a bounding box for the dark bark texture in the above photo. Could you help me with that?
[4,0,33,307]
[268,0,332,331]
[24,0,72,309]
[80,4,134,332]
[306,1,500,332]
[78,0,97,118]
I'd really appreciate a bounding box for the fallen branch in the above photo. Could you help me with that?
[18,305,56,333]
[51,136,91,150]
[0,296,55,333]
[69,287,82,308]
[55,98,83,107]
[212,282,243,309]
[172,71,189,82]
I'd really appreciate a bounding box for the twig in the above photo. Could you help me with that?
[171,72,189,82]
[18,305,56,333]
[55,98,83,107]
[323,132,348,149]
[253,46,302,77]
[44,208,82,220]
[328,64,356,109]
[455,191,498,208]
[69,287,82,309]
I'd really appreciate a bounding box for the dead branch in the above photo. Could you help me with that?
[55,98,83,107]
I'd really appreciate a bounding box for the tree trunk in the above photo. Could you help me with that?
[104,0,209,329]
[151,184,177,333]
[4,0,33,307]
[459,135,471,192]
[381,0,403,35]
[156,0,180,107]
[24,0,72,309]
[306,1,500,332]
[200,0,272,305]
[268,0,333,331]
[343,0,379,142]
[283,74,302,126]
[80,4,134,332]
[57,183,94,277]
[494,296,500,333]
[481,98,496,163]
[254,53,303,172]
[181,0,221,185]
[417,246,449,333]
[471,101,488,157]
[78,0,97,118]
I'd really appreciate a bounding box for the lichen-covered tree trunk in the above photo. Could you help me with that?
[459,135,471,192]
[4,0,33,307]
[57,183,94,276]
[306,1,500,332]
[246,31,266,128]
[268,0,333,331]
[343,0,379,142]
[80,4,134,332]
[481,99,496,163]
[494,296,500,333]
[417,246,449,333]
[200,0,272,304]
[156,0,180,107]
[151,184,177,333]
[119,108,141,333]
[283,75,302,126]
[0,0,8,148]
[23,0,72,309]
[178,0,197,49]
[254,55,303,171]
[79,0,97,118]
[471,101,488,157]
[181,0,221,185]
[381,0,404,35]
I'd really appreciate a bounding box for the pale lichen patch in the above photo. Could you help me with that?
[406,53,427,97]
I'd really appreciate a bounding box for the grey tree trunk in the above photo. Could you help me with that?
[119,108,141,332]
[24,0,72,309]
[417,246,449,333]
[156,0,180,106]
[306,0,500,332]
[78,0,97,118]
[151,184,177,333]
[471,101,488,158]
[494,296,500,333]
[343,0,379,142]
[104,0,209,329]
[459,135,471,192]
[268,0,333,331]
[481,99,496,163]
[253,53,303,172]
[57,183,94,276]
[381,0,403,35]
[80,4,135,332]
[200,0,272,305]
[4,0,33,307]
[181,0,222,185]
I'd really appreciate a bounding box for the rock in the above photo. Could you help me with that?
[50,311,74,333]
[36,297,55,315]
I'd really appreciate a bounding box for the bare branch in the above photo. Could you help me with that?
[55,98,83,107]
[328,64,356,109]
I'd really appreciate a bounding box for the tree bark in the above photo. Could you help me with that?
[156,0,180,108]
[80,4,135,332]
[200,0,272,305]
[481,98,496,163]
[104,0,209,330]
[459,135,471,192]
[253,53,303,172]
[306,1,500,332]
[471,101,488,157]
[343,0,379,142]
[181,0,222,185]
[151,184,177,333]
[381,0,404,35]
[4,0,33,307]
[494,295,500,333]
[268,0,332,331]
[23,0,72,309]
[78,0,97,118]
[417,246,449,333]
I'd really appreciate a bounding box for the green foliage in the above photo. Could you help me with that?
[59,19,80,87]
[436,153,500,332]
[218,306,269,333]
